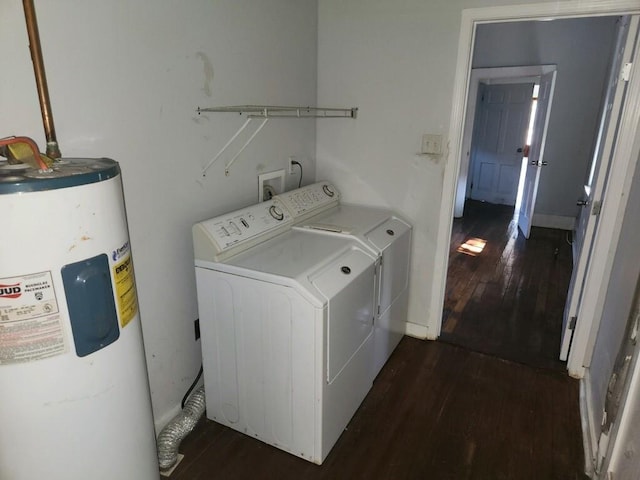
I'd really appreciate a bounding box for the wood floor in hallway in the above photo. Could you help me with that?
[441,200,573,371]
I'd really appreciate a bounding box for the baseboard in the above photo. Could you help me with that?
[580,375,597,478]
[405,321,431,339]
[532,213,575,231]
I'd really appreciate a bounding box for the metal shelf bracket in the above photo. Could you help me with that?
[198,105,358,119]
[198,105,358,176]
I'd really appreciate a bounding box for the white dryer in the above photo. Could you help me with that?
[276,183,412,379]
[193,199,378,464]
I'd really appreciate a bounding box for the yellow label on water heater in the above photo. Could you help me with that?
[113,254,138,327]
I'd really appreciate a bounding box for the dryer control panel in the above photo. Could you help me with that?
[276,182,340,222]
[193,199,293,262]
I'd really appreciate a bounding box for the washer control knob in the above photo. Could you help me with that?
[322,184,335,197]
[269,205,284,221]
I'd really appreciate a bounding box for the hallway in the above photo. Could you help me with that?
[441,200,573,371]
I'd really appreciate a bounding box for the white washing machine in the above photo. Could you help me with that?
[276,183,412,378]
[193,199,378,464]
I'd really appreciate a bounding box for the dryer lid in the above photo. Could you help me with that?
[366,218,411,251]
[300,204,392,235]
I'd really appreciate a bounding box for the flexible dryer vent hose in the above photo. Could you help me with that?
[157,386,206,471]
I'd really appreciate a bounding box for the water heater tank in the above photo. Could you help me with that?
[0,158,158,479]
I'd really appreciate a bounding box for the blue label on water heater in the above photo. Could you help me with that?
[61,253,120,357]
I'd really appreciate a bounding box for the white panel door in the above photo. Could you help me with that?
[560,17,636,361]
[470,83,534,205]
[517,70,557,239]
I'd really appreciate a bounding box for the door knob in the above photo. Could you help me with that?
[577,200,589,206]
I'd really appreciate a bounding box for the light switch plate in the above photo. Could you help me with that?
[421,134,443,155]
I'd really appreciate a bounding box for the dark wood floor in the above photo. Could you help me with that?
[170,339,585,480]
[441,200,573,371]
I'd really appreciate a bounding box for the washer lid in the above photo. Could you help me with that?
[224,229,363,279]
[0,158,120,194]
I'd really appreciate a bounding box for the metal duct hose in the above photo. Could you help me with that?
[157,386,206,471]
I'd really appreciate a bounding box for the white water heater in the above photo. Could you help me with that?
[0,158,159,480]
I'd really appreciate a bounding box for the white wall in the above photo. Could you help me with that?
[0,0,318,430]
[316,0,562,337]
[473,17,618,219]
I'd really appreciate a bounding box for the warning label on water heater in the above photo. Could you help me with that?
[0,271,67,365]
[113,254,139,328]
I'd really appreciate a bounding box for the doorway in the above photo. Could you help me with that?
[440,16,620,370]
[433,3,640,379]
[467,81,534,206]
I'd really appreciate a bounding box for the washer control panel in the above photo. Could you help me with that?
[275,182,340,220]
[193,199,293,261]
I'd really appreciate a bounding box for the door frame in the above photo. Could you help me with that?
[455,65,556,218]
[560,15,637,363]
[431,0,640,378]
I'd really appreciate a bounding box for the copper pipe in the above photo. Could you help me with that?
[23,0,61,159]
[0,136,50,171]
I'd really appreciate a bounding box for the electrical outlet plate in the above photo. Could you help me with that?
[288,156,296,175]
[421,134,443,155]
[258,169,285,202]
